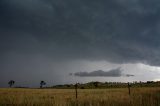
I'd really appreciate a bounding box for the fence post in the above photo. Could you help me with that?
[75,83,78,99]
[128,82,131,95]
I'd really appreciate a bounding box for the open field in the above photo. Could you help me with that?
[0,87,160,106]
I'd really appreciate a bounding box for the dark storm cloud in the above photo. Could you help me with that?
[126,74,134,77]
[73,68,134,77]
[1,0,160,74]
[74,68,122,77]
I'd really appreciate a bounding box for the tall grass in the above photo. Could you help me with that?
[0,87,160,106]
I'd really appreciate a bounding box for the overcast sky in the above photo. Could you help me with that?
[1,0,160,87]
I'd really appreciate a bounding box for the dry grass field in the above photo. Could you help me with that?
[0,87,160,106]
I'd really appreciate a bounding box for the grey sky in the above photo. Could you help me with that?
[1,0,160,87]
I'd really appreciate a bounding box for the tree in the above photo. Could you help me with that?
[40,81,46,88]
[93,82,99,88]
[8,80,15,88]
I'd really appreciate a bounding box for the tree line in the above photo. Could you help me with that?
[8,80,46,88]
[7,80,160,89]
